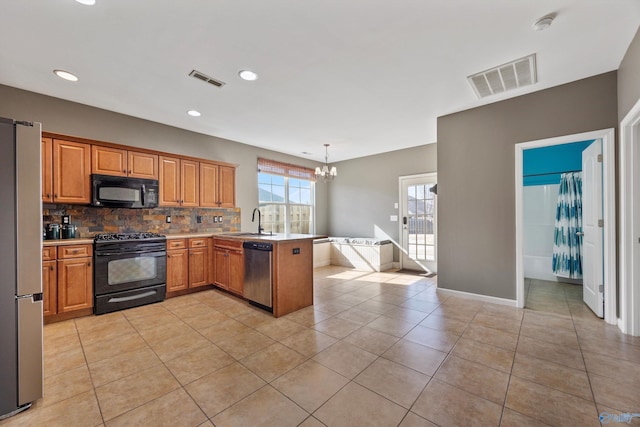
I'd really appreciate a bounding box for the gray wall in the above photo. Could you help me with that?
[328,144,437,259]
[437,72,618,300]
[0,84,328,234]
[618,27,640,121]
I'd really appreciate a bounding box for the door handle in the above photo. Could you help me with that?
[576,232,584,236]
[403,217,407,225]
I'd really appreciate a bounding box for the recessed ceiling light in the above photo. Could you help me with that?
[75,0,96,5]
[187,110,201,117]
[533,14,555,31]
[238,70,258,81]
[53,69,78,82]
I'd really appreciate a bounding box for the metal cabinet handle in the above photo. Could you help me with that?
[88,261,91,266]
[50,266,54,271]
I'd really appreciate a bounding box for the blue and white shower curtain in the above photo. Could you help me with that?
[552,172,583,279]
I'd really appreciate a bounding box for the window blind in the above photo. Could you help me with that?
[258,158,316,181]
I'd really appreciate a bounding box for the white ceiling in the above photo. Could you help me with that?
[1,1,639,162]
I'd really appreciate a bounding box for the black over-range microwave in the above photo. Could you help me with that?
[91,174,159,208]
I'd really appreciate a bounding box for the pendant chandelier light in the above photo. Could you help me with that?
[315,144,337,182]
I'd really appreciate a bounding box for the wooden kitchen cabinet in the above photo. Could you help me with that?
[181,160,199,207]
[167,240,189,293]
[200,162,236,208]
[213,238,243,295]
[188,238,208,288]
[159,156,199,207]
[57,244,93,313]
[42,137,53,203]
[42,260,57,317]
[51,139,91,204]
[92,146,159,179]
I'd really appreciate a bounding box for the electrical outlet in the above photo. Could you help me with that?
[292,248,300,254]
[218,216,223,222]
[196,215,202,223]
[166,215,171,223]
[213,216,218,223]
[61,215,70,224]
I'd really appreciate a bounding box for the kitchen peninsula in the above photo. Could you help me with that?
[166,232,322,318]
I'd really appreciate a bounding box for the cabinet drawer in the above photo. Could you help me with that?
[188,238,208,248]
[57,244,92,259]
[42,246,56,261]
[213,238,243,251]
[167,239,187,250]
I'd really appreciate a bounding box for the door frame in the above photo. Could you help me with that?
[620,99,640,336]
[514,128,617,326]
[398,172,437,272]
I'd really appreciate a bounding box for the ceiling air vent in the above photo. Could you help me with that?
[189,69,225,88]
[468,54,537,98]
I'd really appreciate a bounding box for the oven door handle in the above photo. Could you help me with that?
[108,290,157,303]
[96,250,165,256]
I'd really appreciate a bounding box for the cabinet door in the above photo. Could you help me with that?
[199,162,219,208]
[92,146,127,177]
[42,138,53,203]
[218,166,236,207]
[228,250,244,295]
[159,156,180,206]
[42,260,57,316]
[181,159,199,207]
[53,139,91,204]
[214,248,229,290]
[167,249,189,292]
[128,151,158,179]
[57,257,93,313]
[189,247,208,288]
[208,238,215,285]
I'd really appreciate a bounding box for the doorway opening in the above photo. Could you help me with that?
[515,129,617,326]
[399,173,437,274]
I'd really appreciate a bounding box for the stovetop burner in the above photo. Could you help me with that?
[94,232,166,242]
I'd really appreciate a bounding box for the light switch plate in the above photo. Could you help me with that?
[394,203,398,209]
[390,215,398,222]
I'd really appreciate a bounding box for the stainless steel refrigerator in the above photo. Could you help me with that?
[0,117,43,419]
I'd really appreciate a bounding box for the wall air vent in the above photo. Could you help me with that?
[189,69,225,88]
[468,54,537,98]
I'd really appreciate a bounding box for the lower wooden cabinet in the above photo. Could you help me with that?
[213,238,244,296]
[167,248,189,292]
[57,257,93,313]
[42,260,57,316]
[166,238,211,293]
[42,244,93,319]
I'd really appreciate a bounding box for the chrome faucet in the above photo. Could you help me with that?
[251,208,264,234]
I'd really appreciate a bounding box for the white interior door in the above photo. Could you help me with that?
[399,174,437,273]
[582,139,604,317]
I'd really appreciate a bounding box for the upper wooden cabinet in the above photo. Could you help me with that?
[200,162,236,208]
[92,146,158,179]
[42,133,235,207]
[181,159,199,207]
[159,156,200,207]
[52,139,91,204]
[42,138,53,203]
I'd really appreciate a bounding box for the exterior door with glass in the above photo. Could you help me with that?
[399,173,437,273]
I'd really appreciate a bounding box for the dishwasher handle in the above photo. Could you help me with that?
[243,241,273,251]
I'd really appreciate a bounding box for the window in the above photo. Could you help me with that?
[257,159,315,234]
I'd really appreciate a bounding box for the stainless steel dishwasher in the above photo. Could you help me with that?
[243,241,273,310]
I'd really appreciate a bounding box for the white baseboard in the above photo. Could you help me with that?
[392,262,400,269]
[436,288,518,307]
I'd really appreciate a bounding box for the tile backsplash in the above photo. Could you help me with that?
[42,205,241,238]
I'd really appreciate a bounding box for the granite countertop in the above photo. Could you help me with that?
[42,232,325,246]
[215,232,327,242]
[43,238,94,246]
